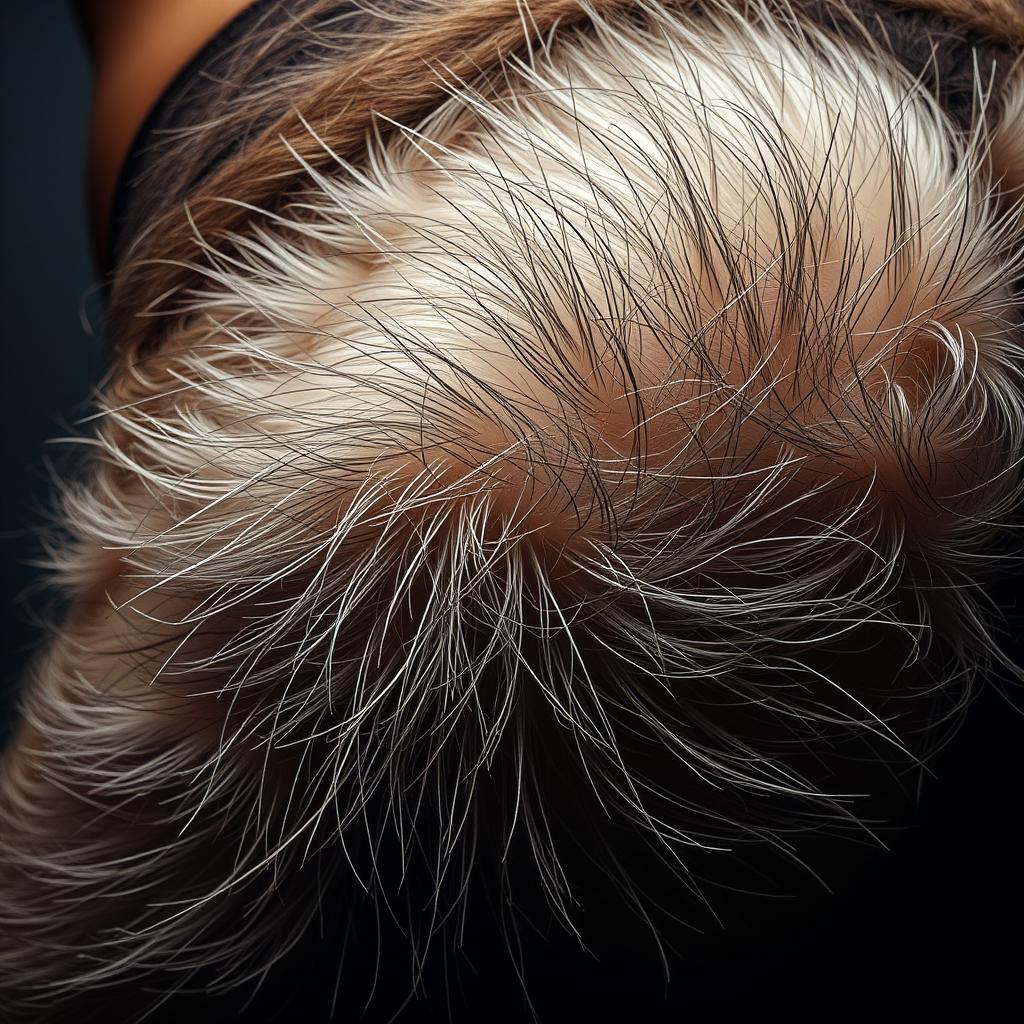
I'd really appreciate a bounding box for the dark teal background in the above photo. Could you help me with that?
[1,3,103,736]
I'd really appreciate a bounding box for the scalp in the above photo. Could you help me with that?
[4,2,1023,1015]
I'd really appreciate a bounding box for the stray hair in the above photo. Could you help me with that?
[2,1,1023,1017]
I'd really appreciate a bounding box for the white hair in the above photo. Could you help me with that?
[2,1,1023,1016]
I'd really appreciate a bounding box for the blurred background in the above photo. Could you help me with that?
[0,4,1019,1020]
[1,3,103,736]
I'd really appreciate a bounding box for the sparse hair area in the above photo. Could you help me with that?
[2,1,1023,1017]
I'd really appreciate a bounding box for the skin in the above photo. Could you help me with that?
[74,0,257,260]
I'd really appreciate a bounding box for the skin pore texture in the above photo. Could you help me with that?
[2,1,1023,1018]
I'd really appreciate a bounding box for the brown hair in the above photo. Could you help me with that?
[107,0,1024,370]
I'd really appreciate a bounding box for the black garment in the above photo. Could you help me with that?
[109,0,366,271]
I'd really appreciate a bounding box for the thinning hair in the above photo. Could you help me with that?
[2,1,1024,1017]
